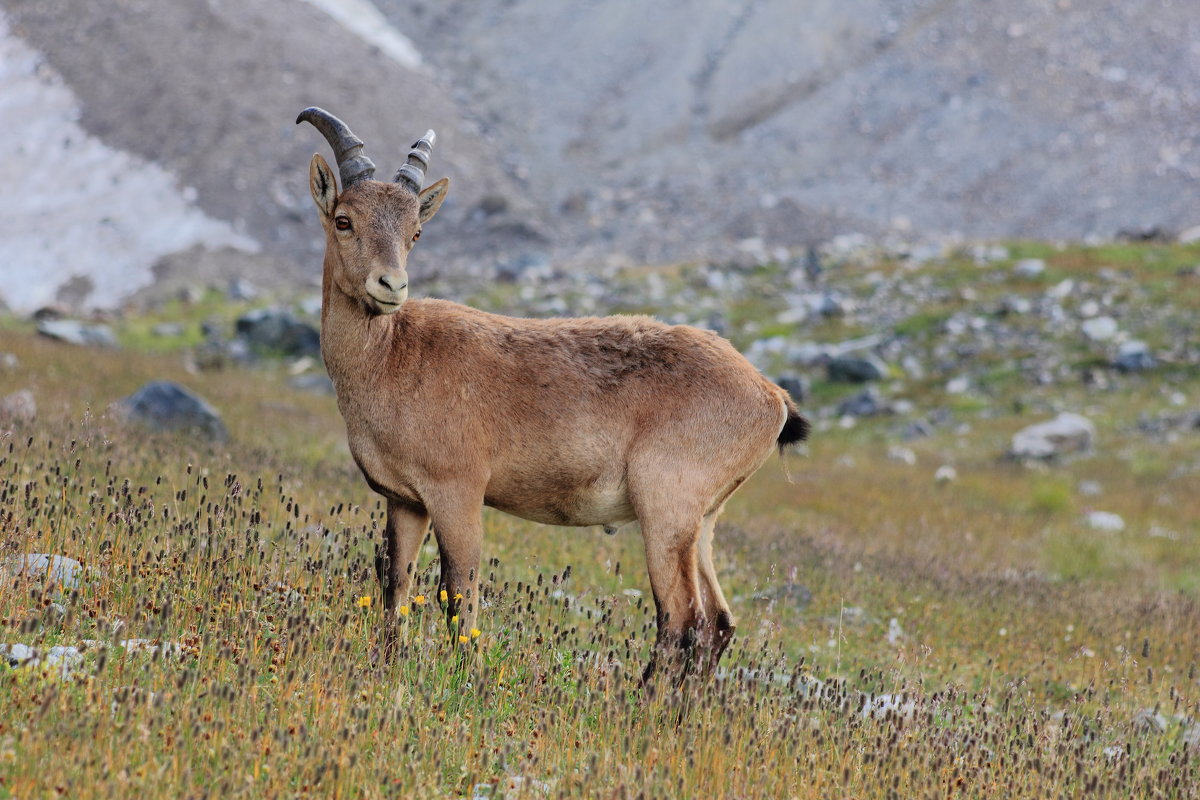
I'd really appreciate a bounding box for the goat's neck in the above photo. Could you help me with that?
[319,278,419,396]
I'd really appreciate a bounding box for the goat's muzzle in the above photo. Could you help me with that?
[365,269,409,314]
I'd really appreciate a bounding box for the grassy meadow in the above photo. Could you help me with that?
[1,244,1199,798]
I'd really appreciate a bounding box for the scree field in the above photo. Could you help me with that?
[1,243,1198,799]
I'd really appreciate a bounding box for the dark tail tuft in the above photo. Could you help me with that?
[777,396,810,451]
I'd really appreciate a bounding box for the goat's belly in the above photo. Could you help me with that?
[486,483,635,528]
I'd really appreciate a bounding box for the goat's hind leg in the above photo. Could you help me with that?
[697,509,736,675]
[639,513,707,686]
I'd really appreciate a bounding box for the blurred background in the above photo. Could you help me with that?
[2,0,1198,312]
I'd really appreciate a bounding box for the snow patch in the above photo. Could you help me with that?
[0,12,258,312]
[297,0,425,71]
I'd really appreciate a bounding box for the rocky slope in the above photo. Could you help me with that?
[3,0,1199,311]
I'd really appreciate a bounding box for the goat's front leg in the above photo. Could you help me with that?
[427,493,484,644]
[376,500,430,656]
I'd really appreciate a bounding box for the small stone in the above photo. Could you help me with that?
[3,554,83,590]
[861,693,918,721]
[886,618,905,645]
[1014,258,1046,278]
[1177,224,1200,245]
[1010,413,1096,459]
[749,583,813,610]
[827,355,887,383]
[1085,511,1125,532]
[837,388,889,417]
[1131,708,1167,735]
[0,353,17,369]
[36,319,118,348]
[1113,341,1155,373]
[227,277,260,301]
[934,465,957,483]
[1081,316,1119,341]
[945,377,969,394]
[887,446,917,466]
[116,381,229,442]
[0,389,36,424]
[1,643,35,666]
[1078,480,1103,497]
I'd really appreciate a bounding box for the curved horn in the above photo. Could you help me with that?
[393,130,436,194]
[295,107,376,188]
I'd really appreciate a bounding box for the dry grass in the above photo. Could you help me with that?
[0,266,1198,798]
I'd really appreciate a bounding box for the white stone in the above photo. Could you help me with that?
[1081,316,1118,341]
[1085,511,1125,532]
[934,465,958,483]
[1011,413,1096,459]
[887,446,917,466]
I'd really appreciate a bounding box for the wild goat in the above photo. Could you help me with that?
[297,107,808,677]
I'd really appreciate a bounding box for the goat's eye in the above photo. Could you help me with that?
[412,229,421,242]
[335,217,352,231]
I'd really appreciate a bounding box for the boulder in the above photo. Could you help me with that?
[775,375,809,402]
[116,381,229,442]
[235,308,320,358]
[1010,412,1095,459]
[3,553,83,590]
[827,355,887,383]
[36,319,118,348]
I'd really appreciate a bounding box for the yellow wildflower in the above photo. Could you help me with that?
[458,635,469,644]
[413,595,426,606]
[439,589,448,602]
[398,605,410,617]
[450,615,458,625]
[470,628,481,639]
[454,592,463,601]
[356,595,373,608]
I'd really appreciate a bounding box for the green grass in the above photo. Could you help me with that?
[1,241,1199,798]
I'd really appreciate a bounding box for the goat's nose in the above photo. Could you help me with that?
[378,274,407,292]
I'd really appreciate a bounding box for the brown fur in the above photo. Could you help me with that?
[305,149,807,677]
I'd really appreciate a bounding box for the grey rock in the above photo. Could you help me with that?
[837,388,889,418]
[748,583,813,610]
[1010,413,1095,459]
[1113,340,1156,373]
[0,643,35,666]
[0,353,17,369]
[1085,511,1125,532]
[3,553,83,590]
[235,308,320,358]
[36,319,117,348]
[116,381,229,442]
[1132,708,1167,735]
[776,375,809,402]
[827,355,887,383]
[0,389,36,424]
[227,277,260,301]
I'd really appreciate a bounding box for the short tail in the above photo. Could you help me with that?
[777,395,810,451]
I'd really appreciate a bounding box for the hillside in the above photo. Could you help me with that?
[3,0,1200,311]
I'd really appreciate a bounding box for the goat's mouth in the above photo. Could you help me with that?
[365,280,408,315]
[366,292,405,314]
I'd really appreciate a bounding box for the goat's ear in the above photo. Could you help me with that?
[309,154,338,219]
[418,178,449,224]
